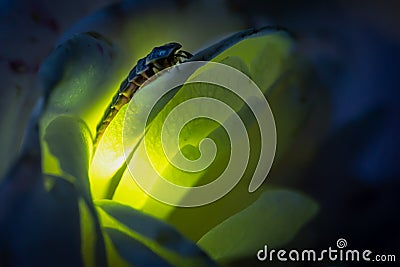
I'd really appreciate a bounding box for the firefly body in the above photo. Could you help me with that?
[94,42,192,147]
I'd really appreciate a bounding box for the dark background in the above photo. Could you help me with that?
[231,0,400,266]
[230,1,400,266]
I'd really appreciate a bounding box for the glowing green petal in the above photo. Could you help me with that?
[39,32,126,140]
[197,189,319,262]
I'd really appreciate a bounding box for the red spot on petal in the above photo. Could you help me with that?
[9,60,28,73]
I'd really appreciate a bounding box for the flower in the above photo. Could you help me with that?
[0,4,325,266]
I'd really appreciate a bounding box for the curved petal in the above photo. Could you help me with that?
[197,189,318,262]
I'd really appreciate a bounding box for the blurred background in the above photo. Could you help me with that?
[0,0,399,266]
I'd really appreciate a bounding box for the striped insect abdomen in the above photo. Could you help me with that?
[93,42,192,148]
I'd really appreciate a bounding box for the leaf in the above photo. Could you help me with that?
[197,189,319,262]
[96,200,217,267]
